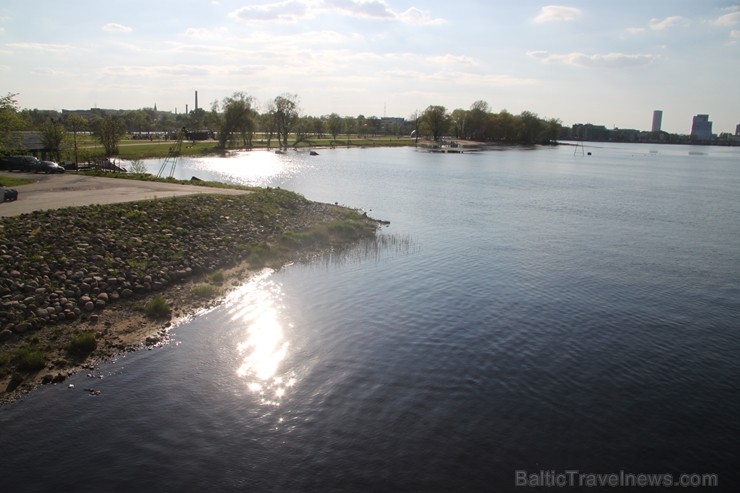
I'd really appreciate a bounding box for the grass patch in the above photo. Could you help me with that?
[144,294,172,319]
[0,176,33,187]
[67,332,97,357]
[209,270,225,285]
[191,283,219,299]
[14,347,47,372]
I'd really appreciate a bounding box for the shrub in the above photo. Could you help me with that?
[67,332,97,357]
[14,347,47,372]
[209,270,225,285]
[144,294,172,319]
[191,283,218,299]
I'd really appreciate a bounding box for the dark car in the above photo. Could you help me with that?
[2,187,18,201]
[0,155,40,172]
[34,160,66,174]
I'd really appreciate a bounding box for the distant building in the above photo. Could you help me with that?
[736,123,740,136]
[691,114,713,141]
[651,110,663,132]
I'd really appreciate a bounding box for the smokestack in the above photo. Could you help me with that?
[195,90,199,111]
[186,104,189,114]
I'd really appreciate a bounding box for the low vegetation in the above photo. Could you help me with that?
[144,295,172,320]
[13,346,47,372]
[191,283,219,299]
[67,332,97,358]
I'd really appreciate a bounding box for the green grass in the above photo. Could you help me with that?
[14,346,47,372]
[0,175,34,187]
[144,294,172,319]
[208,270,225,285]
[67,332,97,357]
[66,133,416,161]
[191,283,219,299]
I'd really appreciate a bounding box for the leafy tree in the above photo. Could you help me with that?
[516,111,542,145]
[467,101,490,141]
[422,105,449,142]
[450,108,467,139]
[274,94,300,149]
[40,119,65,161]
[344,116,356,141]
[409,110,421,142]
[327,113,343,142]
[204,100,221,131]
[356,114,366,137]
[0,92,23,155]
[218,92,257,149]
[91,114,127,156]
[261,102,277,149]
[64,113,88,163]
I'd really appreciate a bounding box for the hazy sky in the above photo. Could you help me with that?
[1,1,738,134]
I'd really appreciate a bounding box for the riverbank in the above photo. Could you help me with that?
[0,187,381,404]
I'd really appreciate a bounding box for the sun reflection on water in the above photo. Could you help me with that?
[229,270,295,405]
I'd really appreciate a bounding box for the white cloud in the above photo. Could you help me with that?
[714,11,740,26]
[527,50,656,68]
[102,22,133,33]
[229,0,444,25]
[184,27,228,40]
[731,29,740,39]
[533,5,581,24]
[648,16,687,30]
[397,7,445,25]
[229,1,312,23]
[6,42,74,53]
[426,54,477,65]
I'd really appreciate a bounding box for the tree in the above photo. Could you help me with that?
[64,113,88,164]
[327,113,343,142]
[274,94,300,149]
[409,110,421,143]
[516,111,542,145]
[91,114,127,156]
[218,92,257,149]
[450,108,467,139]
[467,101,490,141]
[0,92,23,155]
[422,105,449,142]
[40,119,65,161]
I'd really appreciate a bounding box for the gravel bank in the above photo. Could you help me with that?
[0,186,378,404]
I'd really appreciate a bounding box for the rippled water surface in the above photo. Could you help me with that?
[3,144,740,491]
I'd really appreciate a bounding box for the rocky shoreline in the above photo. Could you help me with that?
[0,187,380,404]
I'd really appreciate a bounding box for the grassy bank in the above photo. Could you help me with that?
[0,187,380,403]
[70,134,416,161]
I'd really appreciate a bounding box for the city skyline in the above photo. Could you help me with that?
[1,1,739,134]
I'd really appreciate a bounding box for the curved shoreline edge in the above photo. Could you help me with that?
[0,187,382,405]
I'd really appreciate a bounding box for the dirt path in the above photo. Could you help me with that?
[0,172,248,217]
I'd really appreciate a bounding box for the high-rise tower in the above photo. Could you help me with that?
[651,110,663,132]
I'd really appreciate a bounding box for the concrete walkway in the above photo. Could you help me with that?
[0,172,249,217]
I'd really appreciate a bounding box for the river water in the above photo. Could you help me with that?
[2,144,739,492]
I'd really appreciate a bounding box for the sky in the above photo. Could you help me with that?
[0,0,738,134]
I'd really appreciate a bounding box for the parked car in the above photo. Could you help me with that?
[2,187,18,201]
[0,155,40,172]
[34,161,66,174]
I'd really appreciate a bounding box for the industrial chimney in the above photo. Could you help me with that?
[195,90,199,111]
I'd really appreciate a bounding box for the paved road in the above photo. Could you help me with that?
[0,172,249,217]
